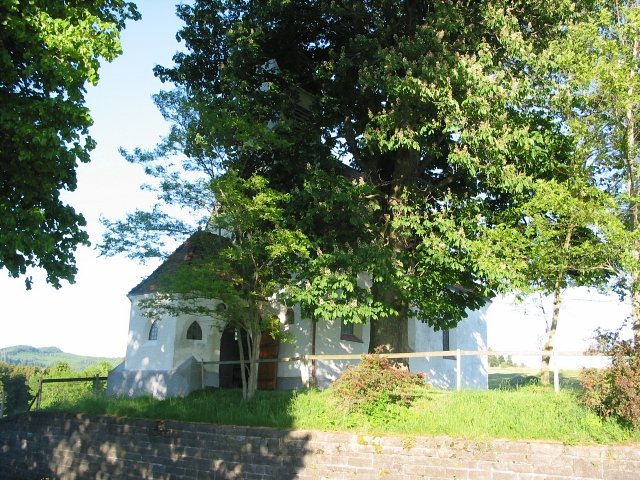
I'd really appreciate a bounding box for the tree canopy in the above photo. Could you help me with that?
[136,171,308,399]
[103,0,639,355]
[545,0,640,340]
[144,0,578,352]
[0,0,139,288]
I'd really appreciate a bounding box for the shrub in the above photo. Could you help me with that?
[489,354,517,368]
[331,346,427,418]
[0,362,36,415]
[580,326,640,427]
[33,361,112,409]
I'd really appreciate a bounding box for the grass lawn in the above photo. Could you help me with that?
[45,383,640,445]
[488,367,583,390]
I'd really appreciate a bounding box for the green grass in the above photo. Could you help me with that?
[49,389,301,429]
[45,385,640,445]
[488,367,584,390]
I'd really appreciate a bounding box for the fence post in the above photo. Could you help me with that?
[302,356,310,388]
[456,349,461,391]
[553,352,560,394]
[35,379,43,410]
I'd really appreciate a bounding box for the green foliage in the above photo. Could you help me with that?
[483,176,621,297]
[330,348,427,421]
[140,171,310,400]
[0,0,139,288]
[31,361,112,410]
[285,169,392,325]
[46,384,640,444]
[0,379,4,416]
[546,0,640,334]
[104,0,586,355]
[482,175,622,383]
[0,345,121,370]
[0,361,40,415]
[581,326,640,428]
[488,355,517,369]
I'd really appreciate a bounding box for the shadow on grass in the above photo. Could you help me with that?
[489,371,584,391]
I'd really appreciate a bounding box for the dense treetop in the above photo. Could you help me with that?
[0,0,139,288]
[103,1,634,353]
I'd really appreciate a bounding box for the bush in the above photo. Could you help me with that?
[489,354,517,368]
[0,362,37,415]
[32,361,113,409]
[581,327,640,427]
[331,346,427,418]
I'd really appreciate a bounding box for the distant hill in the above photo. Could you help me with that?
[0,345,122,371]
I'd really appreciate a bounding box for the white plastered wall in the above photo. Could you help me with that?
[276,305,371,387]
[171,299,227,379]
[124,295,176,372]
[313,317,370,388]
[277,304,313,384]
[124,295,226,375]
[409,304,489,390]
[123,289,488,392]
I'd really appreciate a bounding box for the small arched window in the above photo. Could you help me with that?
[148,320,159,341]
[186,321,202,340]
[215,302,227,316]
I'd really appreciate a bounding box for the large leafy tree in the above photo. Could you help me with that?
[145,0,578,353]
[0,0,139,288]
[487,176,621,383]
[548,0,640,341]
[525,181,619,384]
[140,172,310,400]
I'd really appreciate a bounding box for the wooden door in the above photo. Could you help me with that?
[257,332,279,390]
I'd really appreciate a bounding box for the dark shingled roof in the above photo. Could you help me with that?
[128,230,230,296]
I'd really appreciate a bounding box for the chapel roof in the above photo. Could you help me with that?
[128,230,230,296]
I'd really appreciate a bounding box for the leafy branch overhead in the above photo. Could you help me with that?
[131,171,308,400]
[102,0,638,356]
[0,0,139,288]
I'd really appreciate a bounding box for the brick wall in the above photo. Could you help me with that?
[0,412,639,479]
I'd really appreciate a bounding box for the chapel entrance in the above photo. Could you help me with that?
[218,328,279,390]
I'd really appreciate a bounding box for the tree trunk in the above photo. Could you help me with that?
[238,327,262,401]
[237,331,248,400]
[633,276,640,345]
[246,330,261,400]
[540,227,573,385]
[369,148,418,356]
[369,284,411,356]
[540,280,562,385]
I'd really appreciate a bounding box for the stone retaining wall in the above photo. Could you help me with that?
[1,412,639,479]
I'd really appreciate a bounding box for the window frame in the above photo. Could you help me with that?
[186,321,203,340]
[443,329,455,360]
[148,320,159,341]
[285,308,295,325]
[340,319,362,343]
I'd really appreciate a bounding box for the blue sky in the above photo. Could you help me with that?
[0,1,180,356]
[0,1,631,361]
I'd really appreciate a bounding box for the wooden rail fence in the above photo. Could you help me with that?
[28,375,107,411]
[201,350,610,394]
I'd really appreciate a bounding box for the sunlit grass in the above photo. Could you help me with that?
[45,384,640,445]
[488,367,584,390]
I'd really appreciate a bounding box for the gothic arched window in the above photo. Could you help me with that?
[186,321,202,340]
[148,320,159,341]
